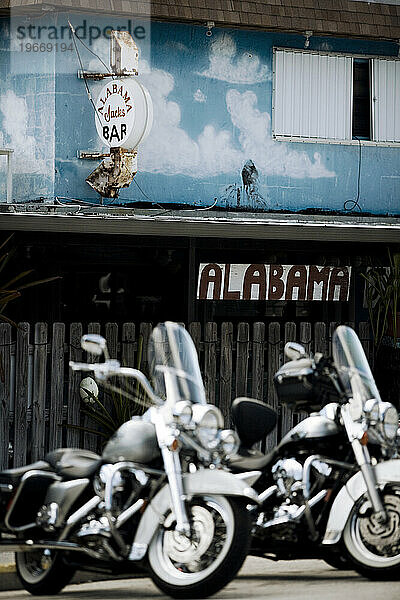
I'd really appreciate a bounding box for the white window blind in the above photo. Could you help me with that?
[372,58,400,143]
[274,49,353,140]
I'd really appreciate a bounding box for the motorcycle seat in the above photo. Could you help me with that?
[0,461,52,485]
[45,448,103,479]
[227,447,278,473]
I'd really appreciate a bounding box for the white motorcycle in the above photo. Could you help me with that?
[228,325,400,579]
[0,322,259,598]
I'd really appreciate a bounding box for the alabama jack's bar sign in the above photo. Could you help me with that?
[197,264,351,301]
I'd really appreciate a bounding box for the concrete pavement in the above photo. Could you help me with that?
[0,557,399,600]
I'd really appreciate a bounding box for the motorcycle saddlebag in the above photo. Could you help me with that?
[5,470,59,531]
[273,358,318,412]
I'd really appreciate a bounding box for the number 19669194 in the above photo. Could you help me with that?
[19,42,73,52]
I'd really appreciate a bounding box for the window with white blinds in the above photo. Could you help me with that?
[372,58,400,142]
[273,49,400,144]
[273,49,353,140]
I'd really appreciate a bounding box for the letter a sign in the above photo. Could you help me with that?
[95,78,153,150]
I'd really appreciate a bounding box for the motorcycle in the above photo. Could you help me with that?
[227,325,400,579]
[0,321,260,598]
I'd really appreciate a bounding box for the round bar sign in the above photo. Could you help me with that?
[95,78,153,150]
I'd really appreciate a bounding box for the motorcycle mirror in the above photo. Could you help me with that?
[81,334,108,358]
[79,377,99,404]
[284,342,308,361]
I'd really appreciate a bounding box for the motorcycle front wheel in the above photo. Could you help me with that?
[147,495,251,599]
[16,549,76,595]
[343,488,400,580]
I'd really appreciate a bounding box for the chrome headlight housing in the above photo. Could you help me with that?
[365,399,399,444]
[364,399,380,424]
[379,402,399,441]
[173,400,193,426]
[218,429,239,456]
[192,404,224,449]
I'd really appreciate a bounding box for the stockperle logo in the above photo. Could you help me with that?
[14,19,146,46]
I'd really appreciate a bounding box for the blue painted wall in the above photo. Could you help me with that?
[0,13,399,214]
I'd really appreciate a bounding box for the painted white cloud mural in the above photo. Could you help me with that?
[198,34,271,84]
[0,89,54,176]
[140,62,335,180]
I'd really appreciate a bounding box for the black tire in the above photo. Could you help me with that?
[147,495,251,599]
[323,550,353,570]
[15,549,76,595]
[343,488,400,580]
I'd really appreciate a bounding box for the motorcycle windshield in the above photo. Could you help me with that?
[332,325,381,403]
[148,322,206,405]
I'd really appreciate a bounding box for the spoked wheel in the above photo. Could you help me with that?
[343,488,400,580]
[16,549,76,595]
[148,495,251,599]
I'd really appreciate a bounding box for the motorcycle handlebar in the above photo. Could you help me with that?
[69,361,162,405]
[69,361,97,372]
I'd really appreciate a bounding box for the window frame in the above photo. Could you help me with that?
[272,47,400,147]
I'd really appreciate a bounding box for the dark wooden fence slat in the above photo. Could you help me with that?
[0,324,12,470]
[236,323,249,399]
[219,322,233,426]
[204,322,217,405]
[284,322,297,360]
[358,321,373,368]
[48,323,65,451]
[31,323,48,461]
[251,322,265,402]
[188,322,201,360]
[299,322,312,355]
[281,322,296,436]
[266,322,280,450]
[329,322,338,356]
[13,323,29,467]
[314,322,327,356]
[104,323,119,416]
[121,323,136,368]
[297,322,313,423]
[139,323,152,377]
[67,323,83,447]
[83,323,101,452]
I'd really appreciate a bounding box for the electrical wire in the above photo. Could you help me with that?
[344,137,363,212]
[196,197,218,211]
[70,27,113,76]
[133,178,165,210]
[68,20,102,128]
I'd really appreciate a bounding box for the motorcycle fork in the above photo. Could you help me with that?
[340,405,386,522]
[351,439,387,522]
[160,446,191,537]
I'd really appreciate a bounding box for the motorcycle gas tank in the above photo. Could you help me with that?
[102,419,160,464]
[278,414,340,450]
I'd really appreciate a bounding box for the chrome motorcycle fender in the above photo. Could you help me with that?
[128,469,261,561]
[322,459,400,546]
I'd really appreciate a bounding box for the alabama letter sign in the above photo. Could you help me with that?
[197,264,351,301]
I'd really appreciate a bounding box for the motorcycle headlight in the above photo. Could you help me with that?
[380,402,399,441]
[173,401,193,426]
[364,399,380,424]
[192,405,224,449]
[218,429,239,456]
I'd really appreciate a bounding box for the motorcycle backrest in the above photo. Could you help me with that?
[232,397,277,449]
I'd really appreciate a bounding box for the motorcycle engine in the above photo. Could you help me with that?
[271,458,304,501]
[93,464,149,511]
[271,457,331,503]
